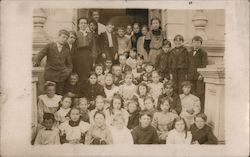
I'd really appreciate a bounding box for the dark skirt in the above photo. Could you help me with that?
[73,47,93,83]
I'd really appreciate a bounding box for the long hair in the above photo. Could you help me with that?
[172,116,188,138]
[109,93,124,115]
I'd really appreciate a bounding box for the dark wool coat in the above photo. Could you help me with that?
[34,42,72,82]
[190,124,218,144]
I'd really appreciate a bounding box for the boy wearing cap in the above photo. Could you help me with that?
[33,29,73,95]
[187,36,208,112]
[100,22,118,62]
[179,81,201,129]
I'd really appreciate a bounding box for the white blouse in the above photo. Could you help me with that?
[166,129,192,144]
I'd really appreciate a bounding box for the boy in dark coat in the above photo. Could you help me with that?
[169,34,189,94]
[155,39,172,81]
[33,29,72,95]
[131,111,159,144]
[187,36,208,112]
[190,113,218,144]
[100,22,118,62]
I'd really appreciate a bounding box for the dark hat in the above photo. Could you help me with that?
[58,29,70,37]
[192,35,203,44]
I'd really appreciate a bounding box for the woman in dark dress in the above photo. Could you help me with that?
[74,17,94,83]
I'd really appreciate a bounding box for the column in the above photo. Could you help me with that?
[31,75,38,142]
[192,10,208,40]
[198,62,225,144]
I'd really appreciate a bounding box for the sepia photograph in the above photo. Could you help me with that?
[31,8,225,145]
[0,0,249,156]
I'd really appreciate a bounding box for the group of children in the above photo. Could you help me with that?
[33,14,217,145]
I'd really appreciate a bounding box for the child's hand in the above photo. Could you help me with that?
[102,53,106,59]
[198,75,203,80]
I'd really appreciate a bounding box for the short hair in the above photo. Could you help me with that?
[139,110,153,119]
[136,53,144,60]
[44,81,56,90]
[111,93,124,109]
[58,29,70,37]
[117,26,125,31]
[43,113,55,122]
[88,71,97,78]
[69,31,77,38]
[133,22,140,28]
[95,63,104,70]
[195,113,207,122]
[70,73,79,79]
[130,48,137,53]
[174,34,184,42]
[141,25,149,30]
[118,53,127,59]
[89,18,98,27]
[144,95,155,103]
[90,9,100,16]
[105,73,114,80]
[162,39,171,47]
[94,110,106,119]
[181,81,192,88]
[105,21,114,26]
[150,17,161,25]
[192,35,203,44]
[164,80,176,89]
[79,97,88,104]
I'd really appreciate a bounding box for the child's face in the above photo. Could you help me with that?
[195,117,206,129]
[69,75,78,85]
[174,38,183,48]
[182,86,191,95]
[141,27,148,36]
[105,60,113,69]
[133,24,140,33]
[89,22,97,32]
[161,101,170,112]
[124,74,133,85]
[162,44,171,53]
[61,97,72,109]
[96,97,104,110]
[145,65,153,73]
[117,29,125,37]
[114,118,125,129]
[138,86,147,96]
[89,75,97,84]
[175,120,185,132]
[46,86,56,98]
[106,24,114,33]
[58,34,69,45]
[151,72,160,83]
[68,34,76,44]
[70,109,80,122]
[94,113,105,127]
[144,99,154,110]
[137,57,144,66]
[105,75,113,86]
[164,85,174,95]
[113,98,122,110]
[129,50,136,59]
[139,115,151,128]
[128,102,137,113]
[112,66,122,76]
[92,11,100,22]
[79,19,88,31]
[95,66,103,76]
[79,99,88,111]
[192,40,202,50]
[151,20,160,30]
[43,119,54,130]
[119,56,127,65]
[126,25,132,34]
